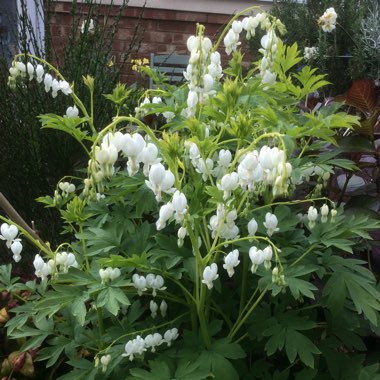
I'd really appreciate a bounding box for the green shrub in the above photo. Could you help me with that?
[1,6,380,379]
[0,0,143,249]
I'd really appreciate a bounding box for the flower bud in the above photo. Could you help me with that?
[320,204,329,223]
[160,300,168,317]
[0,307,10,326]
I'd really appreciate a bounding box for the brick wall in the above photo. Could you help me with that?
[48,2,254,84]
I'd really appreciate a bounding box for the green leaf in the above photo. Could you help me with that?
[263,312,319,368]
[128,360,172,379]
[322,257,380,325]
[20,333,49,351]
[0,264,12,286]
[285,329,320,368]
[293,66,330,98]
[174,359,212,380]
[199,351,239,380]
[98,253,149,269]
[286,277,318,300]
[359,364,380,380]
[97,287,130,315]
[71,295,88,326]
[210,338,246,359]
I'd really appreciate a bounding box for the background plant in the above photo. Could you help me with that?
[271,0,378,95]
[0,0,143,254]
[1,7,380,380]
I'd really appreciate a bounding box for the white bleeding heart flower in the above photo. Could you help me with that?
[263,212,279,236]
[202,263,219,289]
[223,249,240,277]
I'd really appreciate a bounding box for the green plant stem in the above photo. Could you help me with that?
[15,53,94,134]
[234,332,248,344]
[202,216,211,252]
[198,283,211,348]
[239,252,249,315]
[0,215,52,257]
[168,277,197,305]
[297,137,312,158]
[336,23,359,50]
[105,312,189,350]
[337,173,352,208]
[185,218,211,347]
[251,197,331,214]
[97,307,105,336]
[210,299,233,329]
[229,286,268,339]
[79,223,90,272]
[212,6,261,52]
[290,242,319,267]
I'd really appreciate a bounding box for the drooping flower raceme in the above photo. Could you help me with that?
[242,12,269,39]
[318,7,337,33]
[259,29,278,85]
[237,145,291,197]
[184,28,222,117]
[122,329,178,361]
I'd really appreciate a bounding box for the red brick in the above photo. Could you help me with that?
[118,17,141,29]
[116,28,135,40]
[157,20,196,34]
[175,12,207,23]
[207,14,231,25]
[143,9,178,21]
[112,39,126,52]
[123,7,147,18]
[172,33,190,44]
[144,30,173,44]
